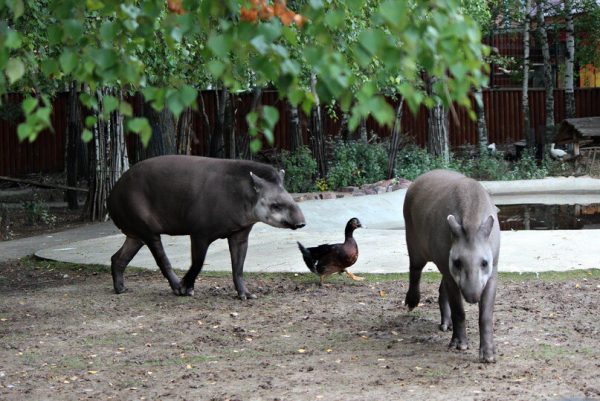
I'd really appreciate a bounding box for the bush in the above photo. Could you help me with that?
[509,149,548,180]
[281,146,318,193]
[326,140,388,189]
[393,144,451,180]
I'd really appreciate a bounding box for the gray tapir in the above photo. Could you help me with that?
[107,155,306,300]
[403,169,500,363]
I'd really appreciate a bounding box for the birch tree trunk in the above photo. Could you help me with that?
[310,73,327,177]
[359,119,368,142]
[426,77,450,163]
[427,103,450,163]
[387,97,404,179]
[65,81,82,210]
[564,0,576,119]
[288,102,303,153]
[474,87,489,155]
[85,87,129,222]
[523,0,533,148]
[536,0,556,145]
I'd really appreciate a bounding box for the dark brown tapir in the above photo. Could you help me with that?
[107,155,306,300]
[403,169,500,363]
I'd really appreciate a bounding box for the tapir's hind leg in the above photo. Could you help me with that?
[145,236,182,295]
[438,277,453,331]
[179,236,209,296]
[111,236,143,294]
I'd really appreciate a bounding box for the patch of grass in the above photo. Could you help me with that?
[531,343,571,359]
[18,257,599,283]
[134,354,214,368]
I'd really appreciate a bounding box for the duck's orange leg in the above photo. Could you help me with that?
[345,271,364,281]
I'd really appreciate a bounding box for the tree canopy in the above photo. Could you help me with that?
[1,0,489,148]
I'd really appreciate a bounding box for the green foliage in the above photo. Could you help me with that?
[508,149,547,179]
[22,200,56,226]
[326,140,388,189]
[393,144,453,180]
[281,146,317,193]
[0,0,487,150]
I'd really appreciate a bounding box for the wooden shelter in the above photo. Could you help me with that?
[556,116,600,155]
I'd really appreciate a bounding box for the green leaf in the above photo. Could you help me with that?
[207,60,225,78]
[179,85,197,107]
[17,122,31,142]
[64,19,84,41]
[7,0,24,19]
[207,33,232,58]
[100,22,118,43]
[325,10,345,29]
[250,139,262,153]
[262,106,279,129]
[103,95,119,114]
[59,50,78,74]
[6,58,25,84]
[81,129,93,142]
[22,97,37,114]
[128,118,152,147]
[41,59,60,77]
[85,116,97,128]
[48,26,63,46]
[5,30,22,49]
[119,102,133,117]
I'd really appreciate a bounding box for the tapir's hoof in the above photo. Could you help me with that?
[404,293,420,311]
[114,287,128,294]
[449,338,469,351]
[175,281,195,296]
[238,292,257,301]
[479,348,496,363]
[439,323,453,332]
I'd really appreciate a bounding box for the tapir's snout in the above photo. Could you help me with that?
[461,287,482,304]
[294,222,306,230]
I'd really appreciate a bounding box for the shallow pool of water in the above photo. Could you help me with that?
[498,203,600,230]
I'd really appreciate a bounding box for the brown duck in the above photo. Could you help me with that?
[297,218,363,285]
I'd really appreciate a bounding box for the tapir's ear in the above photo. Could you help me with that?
[279,169,285,181]
[250,171,267,192]
[479,215,495,239]
[447,215,463,237]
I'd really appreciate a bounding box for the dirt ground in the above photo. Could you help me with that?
[0,259,598,401]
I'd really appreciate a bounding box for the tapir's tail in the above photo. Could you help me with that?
[297,241,316,273]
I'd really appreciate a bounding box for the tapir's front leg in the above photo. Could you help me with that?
[444,275,469,351]
[479,274,497,363]
[228,227,255,300]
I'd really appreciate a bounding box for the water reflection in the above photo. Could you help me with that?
[498,204,600,230]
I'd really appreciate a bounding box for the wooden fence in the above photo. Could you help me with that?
[1,88,600,177]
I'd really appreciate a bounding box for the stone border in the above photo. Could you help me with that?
[292,178,411,202]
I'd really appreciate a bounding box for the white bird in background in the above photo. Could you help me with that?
[550,143,568,160]
[487,143,496,153]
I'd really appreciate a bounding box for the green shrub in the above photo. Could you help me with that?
[466,153,511,181]
[393,144,451,180]
[509,149,548,179]
[326,140,388,189]
[281,146,318,193]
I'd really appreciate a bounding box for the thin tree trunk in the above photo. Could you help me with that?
[225,93,235,159]
[310,73,327,177]
[564,0,576,118]
[475,87,489,155]
[523,0,533,148]
[426,77,450,163]
[176,107,194,155]
[237,87,261,160]
[338,113,349,141]
[387,97,404,179]
[536,0,555,145]
[359,118,368,142]
[85,87,129,222]
[288,102,303,152]
[427,103,450,163]
[210,87,227,158]
[198,91,212,156]
[66,81,82,210]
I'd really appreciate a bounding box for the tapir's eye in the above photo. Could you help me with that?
[271,203,282,211]
[481,259,489,268]
[453,259,462,270]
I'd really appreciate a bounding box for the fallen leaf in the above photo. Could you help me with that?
[379,290,386,297]
[87,371,97,375]
[186,364,192,369]
[298,348,306,353]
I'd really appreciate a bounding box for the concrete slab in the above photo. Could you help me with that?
[20,176,600,274]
